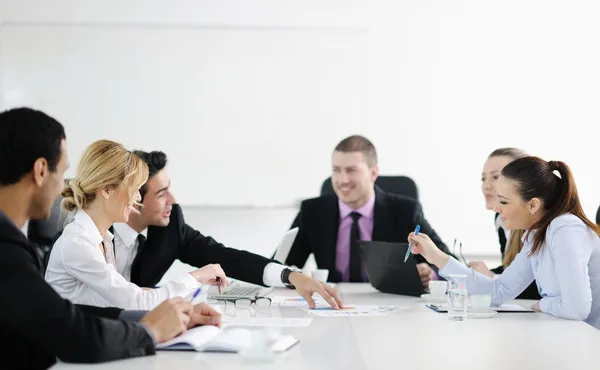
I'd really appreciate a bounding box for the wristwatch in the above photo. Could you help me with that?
[281,267,302,289]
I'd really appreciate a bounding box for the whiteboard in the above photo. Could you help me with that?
[0,24,369,206]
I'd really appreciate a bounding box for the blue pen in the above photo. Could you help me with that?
[404,224,421,262]
[190,287,202,301]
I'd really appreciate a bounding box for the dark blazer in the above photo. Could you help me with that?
[130,204,276,288]
[284,188,452,282]
[0,214,155,370]
[492,213,541,300]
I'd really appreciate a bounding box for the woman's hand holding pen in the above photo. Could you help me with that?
[407,232,450,269]
[189,263,230,288]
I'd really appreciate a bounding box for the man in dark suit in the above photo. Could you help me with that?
[0,108,221,370]
[112,151,342,309]
[285,135,452,285]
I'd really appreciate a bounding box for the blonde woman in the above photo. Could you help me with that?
[45,140,228,310]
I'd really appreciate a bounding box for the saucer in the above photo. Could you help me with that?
[467,310,497,319]
[420,293,447,303]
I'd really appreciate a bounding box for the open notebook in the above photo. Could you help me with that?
[157,325,299,353]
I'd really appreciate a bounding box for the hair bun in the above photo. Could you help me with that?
[61,179,85,212]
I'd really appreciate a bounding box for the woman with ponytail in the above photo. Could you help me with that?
[467,148,541,300]
[408,157,600,328]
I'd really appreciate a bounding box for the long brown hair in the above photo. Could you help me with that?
[501,156,600,256]
[487,148,527,267]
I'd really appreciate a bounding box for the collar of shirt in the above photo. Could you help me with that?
[0,208,19,231]
[73,210,114,246]
[113,222,147,248]
[338,193,376,221]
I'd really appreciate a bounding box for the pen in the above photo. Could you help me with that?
[216,277,222,295]
[190,287,202,301]
[404,224,421,262]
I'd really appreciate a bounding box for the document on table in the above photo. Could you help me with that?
[231,317,313,327]
[301,305,407,317]
[270,296,328,307]
[426,303,534,313]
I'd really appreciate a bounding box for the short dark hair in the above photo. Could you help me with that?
[502,156,600,255]
[334,135,378,167]
[0,107,66,186]
[133,150,168,200]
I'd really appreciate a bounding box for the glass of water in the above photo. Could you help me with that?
[447,274,468,321]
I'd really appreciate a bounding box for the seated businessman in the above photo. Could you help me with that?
[284,135,452,285]
[0,107,221,370]
[111,150,342,309]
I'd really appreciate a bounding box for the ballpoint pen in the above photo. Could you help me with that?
[216,277,222,294]
[190,287,202,301]
[404,224,421,262]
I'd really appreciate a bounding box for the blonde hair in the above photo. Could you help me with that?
[61,140,149,212]
[503,230,525,267]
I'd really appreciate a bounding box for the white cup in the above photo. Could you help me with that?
[470,294,492,313]
[428,280,447,297]
[311,269,330,282]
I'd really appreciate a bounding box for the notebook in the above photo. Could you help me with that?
[157,325,299,353]
[425,303,535,313]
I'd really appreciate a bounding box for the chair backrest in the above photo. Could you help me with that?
[320,175,419,200]
[27,193,67,272]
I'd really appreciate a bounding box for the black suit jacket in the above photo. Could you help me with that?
[130,204,277,288]
[0,214,155,370]
[285,188,452,282]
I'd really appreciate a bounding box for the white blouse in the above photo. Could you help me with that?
[45,210,199,310]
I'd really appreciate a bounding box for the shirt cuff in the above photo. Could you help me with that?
[175,273,202,289]
[539,297,550,313]
[139,323,157,346]
[119,310,148,322]
[262,262,287,287]
[119,311,157,346]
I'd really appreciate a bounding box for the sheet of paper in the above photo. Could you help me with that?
[231,317,313,327]
[270,296,328,307]
[301,304,407,317]
[495,304,534,312]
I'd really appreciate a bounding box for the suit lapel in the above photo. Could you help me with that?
[372,188,395,242]
[321,197,341,281]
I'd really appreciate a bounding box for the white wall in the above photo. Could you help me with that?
[1,0,599,258]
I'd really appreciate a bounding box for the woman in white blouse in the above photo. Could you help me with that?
[45,140,229,310]
[408,156,600,329]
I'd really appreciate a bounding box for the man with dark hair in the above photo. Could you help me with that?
[112,150,343,309]
[0,107,222,370]
[285,135,452,285]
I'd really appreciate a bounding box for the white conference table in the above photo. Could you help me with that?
[53,283,600,370]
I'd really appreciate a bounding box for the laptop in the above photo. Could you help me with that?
[358,241,425,297]
[208,228,299,300]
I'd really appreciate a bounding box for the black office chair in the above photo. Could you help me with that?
[596,205,600,225]
[320,175,419,200]
[27,194,66,272]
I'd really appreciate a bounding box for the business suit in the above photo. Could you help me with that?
[129,204,276,288]
[285,188,452,282]
[492,213,541,300]
[0,213,155,370]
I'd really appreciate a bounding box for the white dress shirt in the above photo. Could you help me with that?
[112,222,287,287]
[45,211,200,310]
[441,213,600,329]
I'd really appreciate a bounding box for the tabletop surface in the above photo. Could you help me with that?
[52,283,600,370]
